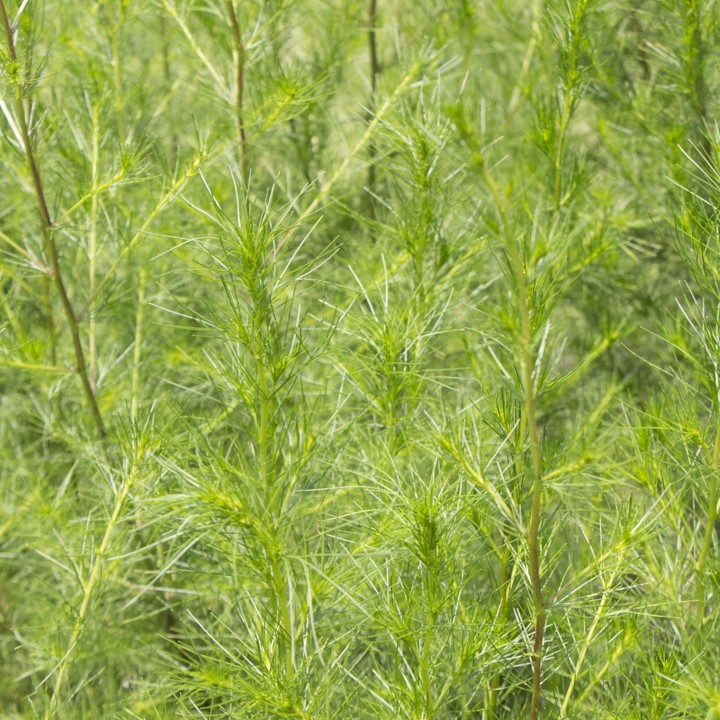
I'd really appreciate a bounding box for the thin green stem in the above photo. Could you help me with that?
[552,0,590,215]
[252,298,294,681]
[522,280,545,720]
[553,96,572,215]
[271,550,294,681]
[78,153,205,320]
[420,558,437,720]
[255,327,270,491]
[367,0,379,219]
[110,26,124,141]
[259,373,270,483]
[161,0,229,95]
[159,13,178,166]
[558,549,625,719]
[45,274,56,365]
[130,269,146,424]
[0,359,73,374]
[685,0,712,165]
[44,443,146,716]
[54,167,128,226]
[272,57,424,260]
[575,634,630,706]
[487,524,516,717]
[481,165,544,719]
[226,0,248,183]
[420,618,435,719]
[504,0,544,128]
[89,104,100,392]
[695,416,720,625]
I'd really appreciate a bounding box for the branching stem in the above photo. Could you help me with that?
[0,0,106,437]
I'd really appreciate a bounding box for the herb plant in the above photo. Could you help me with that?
[1,1,719,718]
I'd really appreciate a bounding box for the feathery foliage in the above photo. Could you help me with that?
[1,0,720,718]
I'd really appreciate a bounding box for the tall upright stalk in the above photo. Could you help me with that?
[419,522,439,720]
[130,269,146,424]
[684,0,712,165]
[695,417,720,627]
[366,0,379,219]
[226,0,248,183]
[551,0,590,216]
[553,96,573,215]
[159,13,178,166]
[253,284,294,680]
[513,233,545,720]
[0,0,106,437]
[482,166,545,719]
[110,25,124,141]
[505,0,544,124]
[88,104,101,392]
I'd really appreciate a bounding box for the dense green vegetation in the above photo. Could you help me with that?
[1,0,720,717]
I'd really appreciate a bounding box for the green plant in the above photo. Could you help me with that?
[1,1,719,719]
